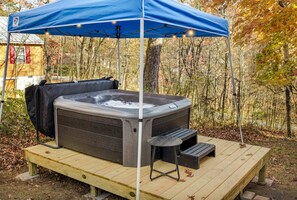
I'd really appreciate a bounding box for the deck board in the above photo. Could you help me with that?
[141,138,235,196]
[206,147,271,200]
[187,146,261,200]
[24,136,270,200]
[161,142,242,199]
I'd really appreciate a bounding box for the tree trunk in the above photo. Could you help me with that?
[283,43,293,137]
[79,37,86,79]
[285,86,293,137]
[75,37,80,80]
[44,37,51,82]
[204,49,211,118]
[285,86,292,137]
[237,80,241,125]
[144,38,163,93]
[221,53,228,120]
[58,36,64,81]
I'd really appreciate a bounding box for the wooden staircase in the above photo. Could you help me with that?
[161,128,216,169]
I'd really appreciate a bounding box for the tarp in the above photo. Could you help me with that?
[8,0,229,38]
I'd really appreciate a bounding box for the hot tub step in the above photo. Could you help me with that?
[164,128,197,141]
[179,142,216,169]
[161,128,198,164]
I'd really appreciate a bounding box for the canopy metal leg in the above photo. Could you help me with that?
[227,37,244,144]
[117,38,121,86]
[116,25,121,87]
[136,18,144,200]
[0,33,11,123]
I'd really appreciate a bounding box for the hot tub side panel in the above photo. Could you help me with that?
[56,109,123,164]
[122,108,191,167]
[152,108,190,135]
[122,118,153,167]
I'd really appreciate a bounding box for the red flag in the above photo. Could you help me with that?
[9,46,15,64]
[25,46,31,64]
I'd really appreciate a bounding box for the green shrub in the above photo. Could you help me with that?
[0,91,35,137]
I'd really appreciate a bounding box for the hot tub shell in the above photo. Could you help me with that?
[54,89,191,167]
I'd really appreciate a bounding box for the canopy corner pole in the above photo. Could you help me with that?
[116,25,121,87]
[136,18,144,200]
[0,33,11,124]
[227,36,244,144]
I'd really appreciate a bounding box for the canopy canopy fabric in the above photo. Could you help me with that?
[8,0,229,38]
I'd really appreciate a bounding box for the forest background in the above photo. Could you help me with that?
[0,0,296,139]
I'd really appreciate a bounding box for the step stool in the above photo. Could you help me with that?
[179,142,216,169]
[161,128,216,169]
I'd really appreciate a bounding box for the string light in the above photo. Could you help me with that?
[187,30,195,37]
[45,31,50,36]
[182,34,186,38]
[172,35,177,39]
[112,21,117,25]
[76,24,82,28]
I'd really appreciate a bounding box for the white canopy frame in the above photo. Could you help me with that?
[0,33,11,122]
[0,2,244,199]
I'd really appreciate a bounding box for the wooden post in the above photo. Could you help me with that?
[90,185,100,197]
[258,165,267,185]
[28,161,38,176]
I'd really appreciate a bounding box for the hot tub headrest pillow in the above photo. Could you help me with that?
[25,77,119,138]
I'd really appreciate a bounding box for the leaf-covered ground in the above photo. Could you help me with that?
[0,133,35,172]
[0,127,296,199]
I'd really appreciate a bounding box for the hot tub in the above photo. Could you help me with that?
[54,89,191,167]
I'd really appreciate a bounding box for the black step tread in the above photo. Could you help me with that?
[181,142,215,157]
[164,128,197,141]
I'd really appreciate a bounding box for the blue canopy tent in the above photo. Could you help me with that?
[1,0,243,198]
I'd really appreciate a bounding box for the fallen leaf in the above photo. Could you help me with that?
[246,153,253,156]
[185,169,194,177]
[179,179,186,182]
[45,151,50,154]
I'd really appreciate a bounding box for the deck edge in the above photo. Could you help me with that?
[24,148,167,200]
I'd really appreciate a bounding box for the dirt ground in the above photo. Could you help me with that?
[0,127,297,200]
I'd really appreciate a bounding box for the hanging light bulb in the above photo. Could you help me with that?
[112,21,117,25]
[172,35,177,39]
[182,34,186,38]
[187,30,195,37]
[76,24,82,28]
[45,30,50,36]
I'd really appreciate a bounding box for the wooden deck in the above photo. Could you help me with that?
[24,136,271,200]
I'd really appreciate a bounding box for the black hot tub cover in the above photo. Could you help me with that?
[25,77,118,138]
